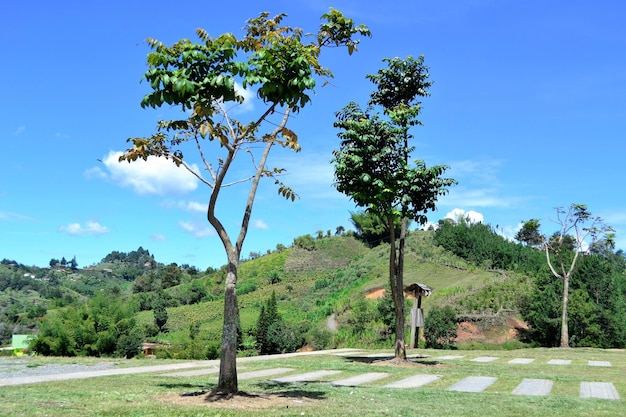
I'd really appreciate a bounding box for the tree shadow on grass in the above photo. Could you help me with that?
[252,380,328,400]
[157,381,216,397]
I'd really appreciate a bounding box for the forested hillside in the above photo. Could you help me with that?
[2,221,625,358]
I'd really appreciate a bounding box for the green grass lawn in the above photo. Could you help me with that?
[1,348,623,417]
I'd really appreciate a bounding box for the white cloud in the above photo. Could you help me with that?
[179,201,206,213]
[161,199,207,213]
[445,208,484,224]
[98,151,199,196]
[151,233,167,241]
[252,219,269,230]
[83,166,107,180]
[179,220,214,238]
[13,126,25,135]
[58,221,109,236]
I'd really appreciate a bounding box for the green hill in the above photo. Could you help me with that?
[3,223,625,356]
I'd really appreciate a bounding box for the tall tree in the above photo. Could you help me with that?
[518,204,614,348]
[120,10,369,393]
[334,56,455,359]
[332,101,455,360]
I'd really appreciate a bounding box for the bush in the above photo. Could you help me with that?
[266,321,305,353]
[424,306,458,349]
[305,326,334,350]
[205,341,220,360]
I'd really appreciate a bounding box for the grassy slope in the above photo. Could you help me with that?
[157,231,531,347]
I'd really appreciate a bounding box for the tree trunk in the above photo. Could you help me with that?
[394,216,408,359]
[217,257,239,392]
[388,215,406,360]
[560,275,570,348]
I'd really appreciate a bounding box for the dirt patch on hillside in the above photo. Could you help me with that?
[456,316,528,344]
[365,288,386,299]
[158,391,318,411]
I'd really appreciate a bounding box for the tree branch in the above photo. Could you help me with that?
[235,107,291,254]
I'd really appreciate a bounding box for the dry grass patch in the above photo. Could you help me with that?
[158,389,318,411]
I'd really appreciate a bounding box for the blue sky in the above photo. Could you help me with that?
[2,0,625,270]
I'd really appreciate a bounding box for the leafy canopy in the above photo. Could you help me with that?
[332,102,456,225]
[120,10,371,203]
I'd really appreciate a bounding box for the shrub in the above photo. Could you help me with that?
[424,305,458,349]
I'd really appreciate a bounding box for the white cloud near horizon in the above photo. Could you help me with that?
[422,208,485,231]
[445,208,484,224]
[95,151,199,196]
[58,221,109,236]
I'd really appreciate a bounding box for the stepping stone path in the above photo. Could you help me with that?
[384,374,441,389]
[152,353,619,402]
[580,382,620,400]
[272,370,342,383]
[332,372,390,387]
[512,378,553,396]
[447,376,498,393]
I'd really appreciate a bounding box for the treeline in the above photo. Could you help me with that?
[433,220,626,348]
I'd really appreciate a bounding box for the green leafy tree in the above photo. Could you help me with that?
[160,264,182,288]
[332,57,456,359]
[518,204,614,347]
[119,10,369,393]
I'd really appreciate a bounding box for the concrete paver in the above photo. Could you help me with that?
[472,356,498,363]
[272,370,342,383]
[588,360,611,367]
[385,374,441,388]
[547,359,571,365]
[332,372,390,386]
[512,378,553,396]
[508,358,535,364]
[447,376,497,393]
[580,382,620,400]
[238,368,294,380]
[437,355,464,360]
[580,382,619,400]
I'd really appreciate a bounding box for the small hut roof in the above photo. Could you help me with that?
[404,283,433,297]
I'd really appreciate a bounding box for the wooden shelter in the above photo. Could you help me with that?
[404,283,433,349]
